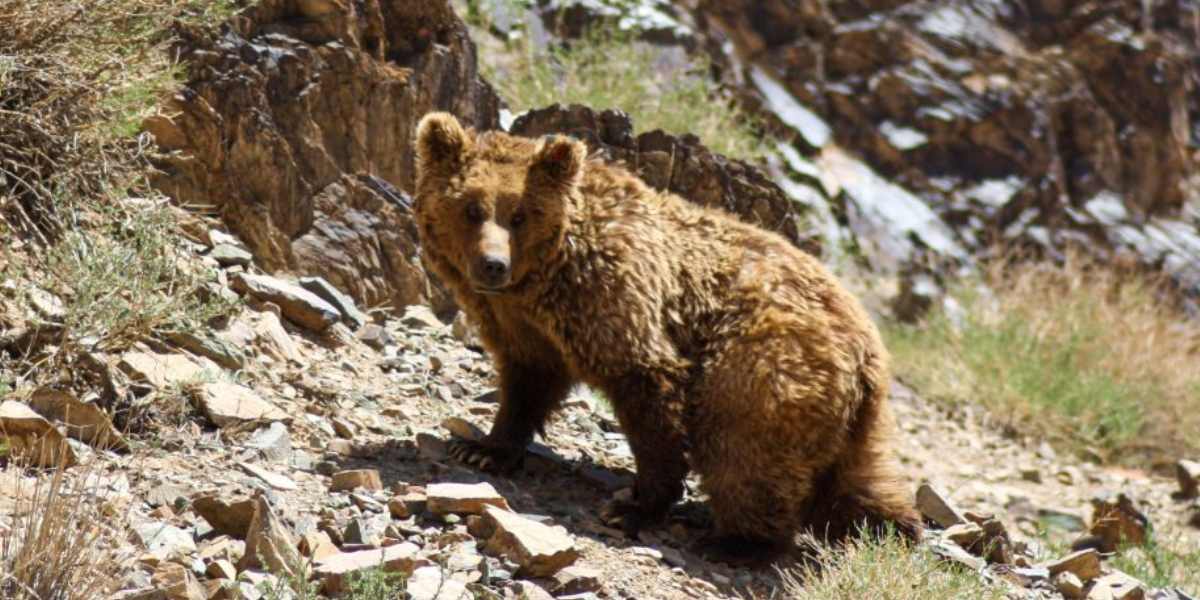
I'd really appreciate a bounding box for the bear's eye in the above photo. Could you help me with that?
[465,202,483,223]
[510,212,525,228]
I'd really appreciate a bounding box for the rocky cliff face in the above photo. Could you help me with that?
[687,0,1200,296]
[699,0,1200,218]
[147,0,501,312]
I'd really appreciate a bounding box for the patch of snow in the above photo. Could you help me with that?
[776,175,846,254]
[499,108,517,131]
[1085,190,1128,226]
[774,142,821,180]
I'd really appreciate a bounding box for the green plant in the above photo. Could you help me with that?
[36,195,233,355]
[98,64,187,139]
[1111,539,1200,592]
[784,531,1005,600]
[460,0,533,33]
[885,257,1200,465]
[253,569,321,600]
[481,21,764,160]
[344,566,407,600]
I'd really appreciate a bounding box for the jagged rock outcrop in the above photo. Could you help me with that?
[698,0,1199,220]
[147,0,501,311]
[509,103,820,254]
[690,0,1200,299]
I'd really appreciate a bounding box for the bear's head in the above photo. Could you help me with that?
[414,112,586,295]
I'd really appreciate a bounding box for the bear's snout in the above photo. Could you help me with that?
[472,255,511,291]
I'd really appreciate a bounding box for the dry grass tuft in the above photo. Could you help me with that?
[1,0,240,380]
[1111,536,1200,593]
[783,533,1006,600]
[0,455,134,600]
[886,255,1200,467]
[0,0,230,237]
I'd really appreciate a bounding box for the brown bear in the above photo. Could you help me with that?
[413,112,920,563]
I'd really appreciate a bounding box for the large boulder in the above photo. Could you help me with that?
[148,0,501,313]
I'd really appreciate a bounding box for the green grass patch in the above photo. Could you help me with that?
[884,259,1200,466]
[98,64,187,139]
[1111,538,1200,592]
[784,532,1005,600]
[36,195,234,353]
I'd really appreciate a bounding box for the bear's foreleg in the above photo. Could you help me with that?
[598,369,689,535]
[450,355,572,473]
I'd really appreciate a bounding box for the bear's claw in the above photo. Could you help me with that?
[447,438,521,473]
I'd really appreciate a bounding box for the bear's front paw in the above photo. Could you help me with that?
[447,439,523,474]
[599,500,666,536]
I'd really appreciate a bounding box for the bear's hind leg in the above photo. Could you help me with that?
[699,454,816,565]
[689,330,848,565]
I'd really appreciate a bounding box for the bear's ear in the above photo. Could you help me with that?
[416,112,472,174]
[529,135,586,188]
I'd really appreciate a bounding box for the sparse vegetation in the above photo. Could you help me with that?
[343,566,407,600]
[0,0,240,380]
[36,196,233,353]
[1111,538,1200,593]
[885,257,1200,466]
[0,0,242,593]
[253,568,321,600]
[0,457,134,600]
[469,3,765,160]
[784,532,1006,600]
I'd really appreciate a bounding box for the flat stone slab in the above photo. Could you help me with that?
[314,543,426,596]
[28,388,128,451]
[195,382,289,427]
[0,400,76,467]
[232,273,340,331]
[480,505,578,577]
[426,482,509,515]
[119,352,205,388]
[1045,549,1102,582]
[331,469,383,492]
[300,276,368,329]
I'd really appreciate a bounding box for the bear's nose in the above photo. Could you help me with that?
[475,255,510,286]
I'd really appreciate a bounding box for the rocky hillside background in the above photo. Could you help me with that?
[149,0,1200,317]
[2,0,1200,599]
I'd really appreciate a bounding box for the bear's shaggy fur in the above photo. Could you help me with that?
[413,112,920,562]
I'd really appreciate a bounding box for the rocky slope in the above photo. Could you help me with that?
[3,258,1198,599]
